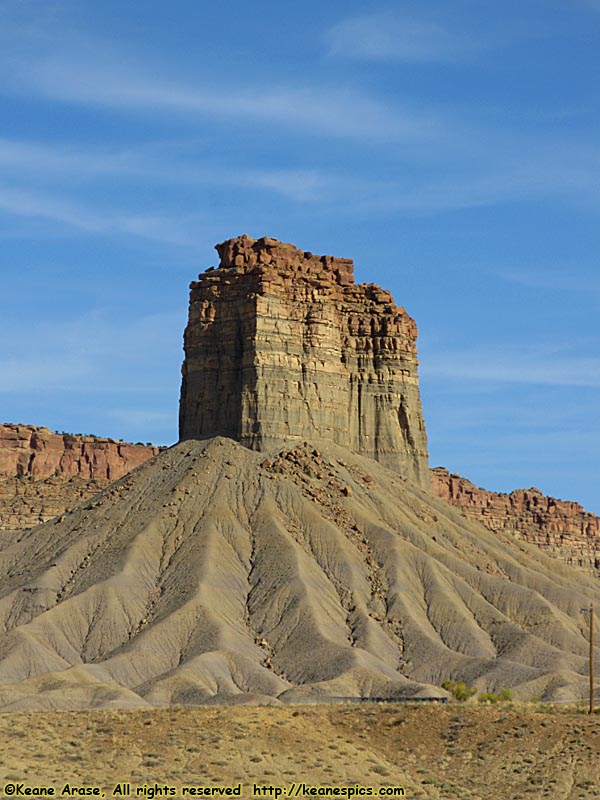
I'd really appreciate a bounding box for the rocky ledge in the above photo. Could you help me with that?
[0,424,160,530]
[431,467,600,575]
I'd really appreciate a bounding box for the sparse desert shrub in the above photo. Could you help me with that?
[442,679,477,702]
[370,765,390,776]
[478,687,513,704]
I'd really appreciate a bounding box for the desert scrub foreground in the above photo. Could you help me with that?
[0,704,599,800]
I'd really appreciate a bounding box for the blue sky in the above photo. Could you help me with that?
[1,0,599,512]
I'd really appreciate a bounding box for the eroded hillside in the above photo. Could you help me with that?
[0,437,598,710]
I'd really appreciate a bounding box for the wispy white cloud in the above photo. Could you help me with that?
[0,185,199,244]
[499,269,600,294]
[0,16,598,232]
[6,56,442,146]
[0,186,101,231]
[0,137,131,175]
[1,126,599,238]
[0,11,452,147]
[0,157,334,244]
[0,355,93,393]
[0,138,331,203]
[107,409,174,431]
[325,11,473,63]
[244,169,327,202]
[351,138,600,214]
[0,309,183,394]
[424,345,600,387]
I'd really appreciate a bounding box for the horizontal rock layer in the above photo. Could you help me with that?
[0,424,160,530]
[3,425,598,584]
[0,437,598,709]
[431,467,600,575]
[179,235,429,488]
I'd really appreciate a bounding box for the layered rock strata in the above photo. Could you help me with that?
[0,424,159,530]
[179,235,429,488]
[1,435,599,709]
[431,467,600,574]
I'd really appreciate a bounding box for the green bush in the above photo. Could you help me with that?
[477,692,499,704]
[442,679,477,702]
[478,687,513,704]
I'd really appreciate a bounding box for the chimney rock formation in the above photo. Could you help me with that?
[179,235,429,487]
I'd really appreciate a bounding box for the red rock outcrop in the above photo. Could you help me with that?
[431,467,600,574]
[179,235,430,488]
[0,424,160,530]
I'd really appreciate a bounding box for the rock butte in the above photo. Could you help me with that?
[0,235,600,709]
[179,235,430,488]
[1,236,599,579]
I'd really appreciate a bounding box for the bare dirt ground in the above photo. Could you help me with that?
[1,703,599,800]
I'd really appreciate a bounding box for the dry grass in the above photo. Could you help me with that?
[1,703,599,800]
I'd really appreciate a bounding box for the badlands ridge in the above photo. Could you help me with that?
[0,235,598,710]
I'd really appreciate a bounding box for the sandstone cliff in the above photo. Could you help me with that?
[431,467,600,574]
[0,424,160,530]
[4,421,598,584]
[179,235,429,488]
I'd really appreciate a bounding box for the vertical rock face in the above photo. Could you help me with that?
[0,424,159,482]
[179,235,429,487]
[0,424,160,530]
[431,467,600,574]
